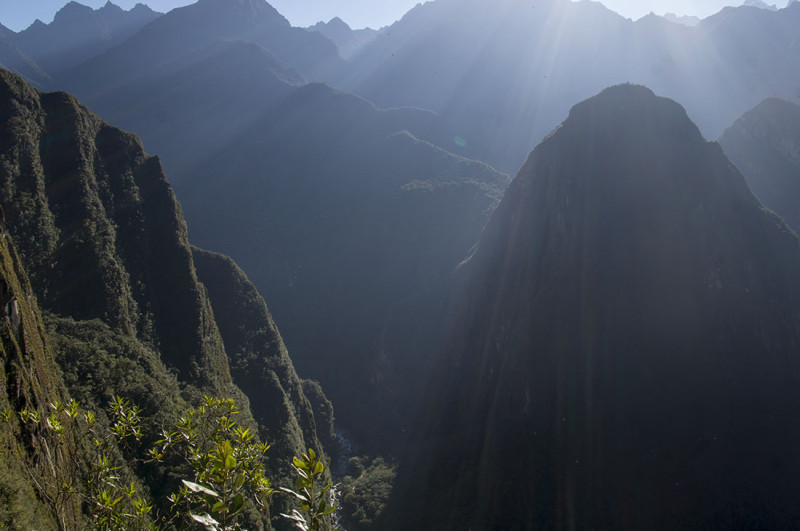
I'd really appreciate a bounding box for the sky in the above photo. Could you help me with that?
[0,0,783,32]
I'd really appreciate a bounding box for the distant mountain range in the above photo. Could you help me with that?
[336,0,800,173]
[0,1,160,77]
[391,84,800,529]
[308,17,378,59]
[56,0,342,97]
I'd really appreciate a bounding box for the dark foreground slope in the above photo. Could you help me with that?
[0,69,329,521]
[392,85,800,529]
[720,98,800,234]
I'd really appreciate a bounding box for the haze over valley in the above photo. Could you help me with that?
[1,0,800,528]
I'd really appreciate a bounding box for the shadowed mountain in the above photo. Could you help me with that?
[82,38,305,177]
[191,247,336,478]
[337,0,800,174]
[390,85,800,529]
[0,40,50,88]
[0,69,330,520]
[719,98,800,234]
[7,1,160,77]
[57,0,342,100]
[174,82,509,452]
[308,17,378,59]
[38,16,491,451]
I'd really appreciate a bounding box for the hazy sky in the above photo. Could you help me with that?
[0,0,781,32]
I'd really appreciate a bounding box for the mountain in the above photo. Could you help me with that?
[390,85,800,529]
[743,0,779,9]
[0,68,330,523]
[0,211,84,528]
[81,38,305,177]
[57,0,342,99]
[719,98,800,234]
[308,17,378,59]
[7,1,161,77]
[174,82,509,452]
[336,0,800,174]
[41,6,499,452]
[0,40,50,88]
[662,12,700,26]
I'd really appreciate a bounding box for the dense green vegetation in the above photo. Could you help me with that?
[0,69,335,529]
[340,456,396,530]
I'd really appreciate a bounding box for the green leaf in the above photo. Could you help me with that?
[230,493,244,515]
[211,500,226,514]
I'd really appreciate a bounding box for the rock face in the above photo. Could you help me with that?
[0,69,329,518]
[719,98,800,234]
[0,68,229,386]
[393,85,800,529]
[0,208,80,529]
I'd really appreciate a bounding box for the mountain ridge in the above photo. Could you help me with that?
[0,69,331,525]
[720,97,800,235]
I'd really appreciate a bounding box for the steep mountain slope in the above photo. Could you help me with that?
[719,98,800,234]
[0,40,49,88]
[7,1,160,77]
[0,212,81,529]
[392,85,800,529]
[338,0,800,173]
[176,83,509,451]
[0,68,230,387]
[192,247,334,476]
[58,0,341,99]
[0,69,329,515]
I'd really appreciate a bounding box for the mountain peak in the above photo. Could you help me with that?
[53,1,95,22]
[563,83,706,156]
[397,84,800,529]
[743,0,779,9]
[99,1,125,14]
[326,16,351,30]
[196,0,289,25]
